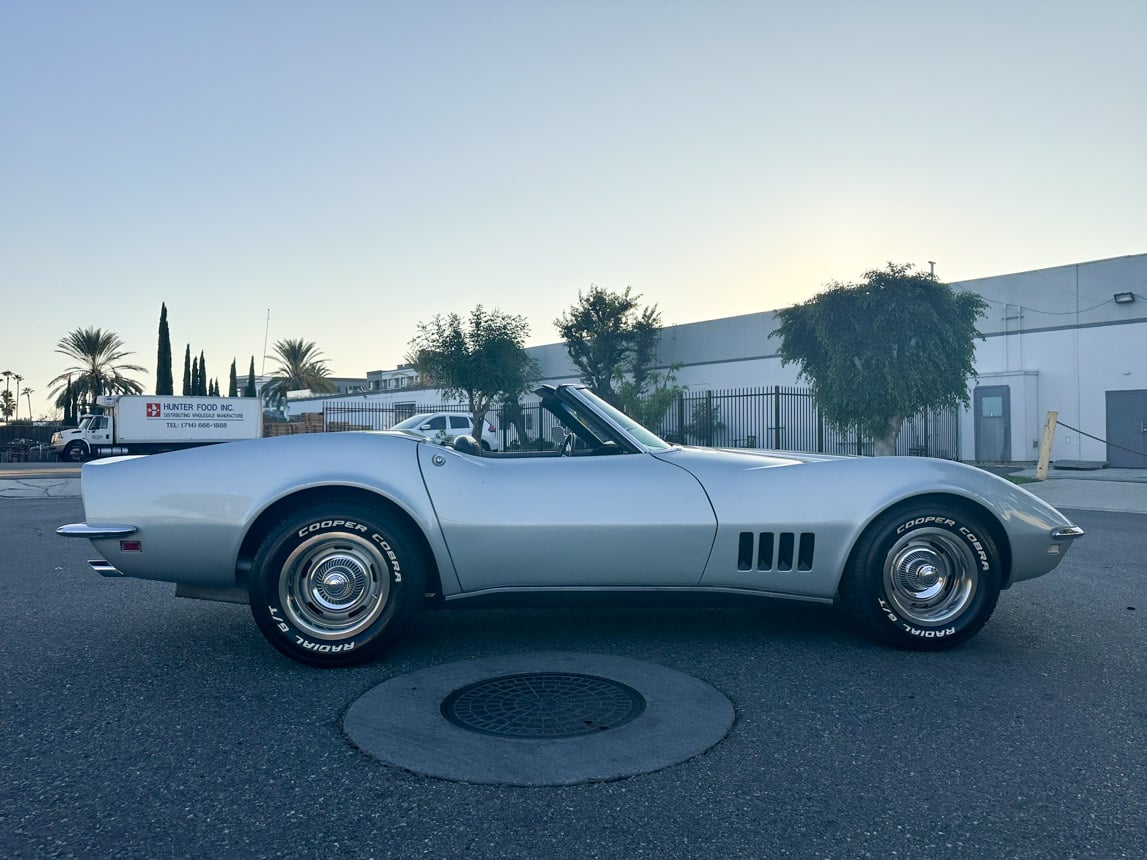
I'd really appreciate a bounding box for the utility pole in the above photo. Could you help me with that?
[262,309,271,375]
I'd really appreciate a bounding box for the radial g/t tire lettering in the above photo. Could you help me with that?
[248,504,426,667]
[839,505,1002,650]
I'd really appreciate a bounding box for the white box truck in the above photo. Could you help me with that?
[50,395,264,462]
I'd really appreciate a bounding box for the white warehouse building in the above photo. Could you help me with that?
[290,253,1147,466]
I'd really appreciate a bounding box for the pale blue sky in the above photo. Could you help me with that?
[4,1,1145,418]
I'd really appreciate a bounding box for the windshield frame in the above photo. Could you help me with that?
[559,386,673,452]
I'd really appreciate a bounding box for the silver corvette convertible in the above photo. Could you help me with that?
[59,384,1083,666]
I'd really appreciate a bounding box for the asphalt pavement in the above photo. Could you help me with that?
[2,497,1143,859]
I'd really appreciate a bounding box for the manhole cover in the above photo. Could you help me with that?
[441,672,645,738]
[343,652,735,785]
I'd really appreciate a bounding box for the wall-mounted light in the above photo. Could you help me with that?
[1113,292,1136,304]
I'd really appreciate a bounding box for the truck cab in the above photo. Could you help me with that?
[49,413,109,462]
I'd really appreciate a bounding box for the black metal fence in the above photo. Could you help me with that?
[0,423,66,461]
[0,423,65,446]
[303,386,959,458]
[652,387,959,458]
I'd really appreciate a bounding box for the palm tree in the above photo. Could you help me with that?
[48,327,146,413]
[0,390,14,422]
[11,373,23,420]
[261,338,337,409]
[22,387,34,421]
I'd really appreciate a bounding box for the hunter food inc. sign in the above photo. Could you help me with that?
[143,400,250,421]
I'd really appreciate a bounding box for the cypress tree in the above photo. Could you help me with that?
[245,357,257,398]
[191,356,200,396]
[156,303,173,395]
[64,378,75,425]
[199,351,207,396]
[182,346,192,395]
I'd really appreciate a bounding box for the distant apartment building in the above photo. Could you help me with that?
[366,364,419,392]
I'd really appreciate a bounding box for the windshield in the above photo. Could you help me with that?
[391,415,431,430]
[575,388,672,452]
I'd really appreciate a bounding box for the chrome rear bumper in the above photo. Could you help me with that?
[57,523,138,539]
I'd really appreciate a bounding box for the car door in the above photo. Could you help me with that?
[418,446,717,592]
[90,415,112,445]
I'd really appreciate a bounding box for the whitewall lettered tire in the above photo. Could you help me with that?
[248,504,426,666]
[840,505,1002,650]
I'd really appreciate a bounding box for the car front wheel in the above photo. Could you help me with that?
[62,442,87,463]
[248,504,426,666]
[839,504,1002,650]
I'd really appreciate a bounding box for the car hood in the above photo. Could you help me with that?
[653,445,1076,531]
[655,445,846,470]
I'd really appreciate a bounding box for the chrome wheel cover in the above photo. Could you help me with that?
[883,528,978,626]
[279,532,392,640]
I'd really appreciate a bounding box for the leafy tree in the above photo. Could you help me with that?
[409,306,539,448]
[182,345,192,395]
[48,328,145,413]
[684,396,726,446]
[556,286,642,405]
[245,357,257,398]
[228,360,238,397]
[156,303,173,395]
[261,338,338,408]
[556,285,681,422]
[499,398,533,450]
[771,263,987,456]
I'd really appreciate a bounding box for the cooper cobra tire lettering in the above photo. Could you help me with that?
[297,520,369,538]
[840,505,1002,652]
[896,516,955,535]
[249,504,427,667]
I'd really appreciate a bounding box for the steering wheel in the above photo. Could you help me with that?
[560,431,575,457]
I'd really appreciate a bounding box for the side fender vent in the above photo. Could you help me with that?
[738,531,815,573]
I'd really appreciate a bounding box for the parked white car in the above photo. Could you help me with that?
[389,412,501,451]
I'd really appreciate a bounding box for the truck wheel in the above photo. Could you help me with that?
[838,504,1002,650]
[62,442,88,463]
[248,504,426,667]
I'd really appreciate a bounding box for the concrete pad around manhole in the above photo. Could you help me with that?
[343,652,735,786]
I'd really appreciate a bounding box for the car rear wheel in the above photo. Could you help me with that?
[839,504,1002,650]
[248,504,426,667]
